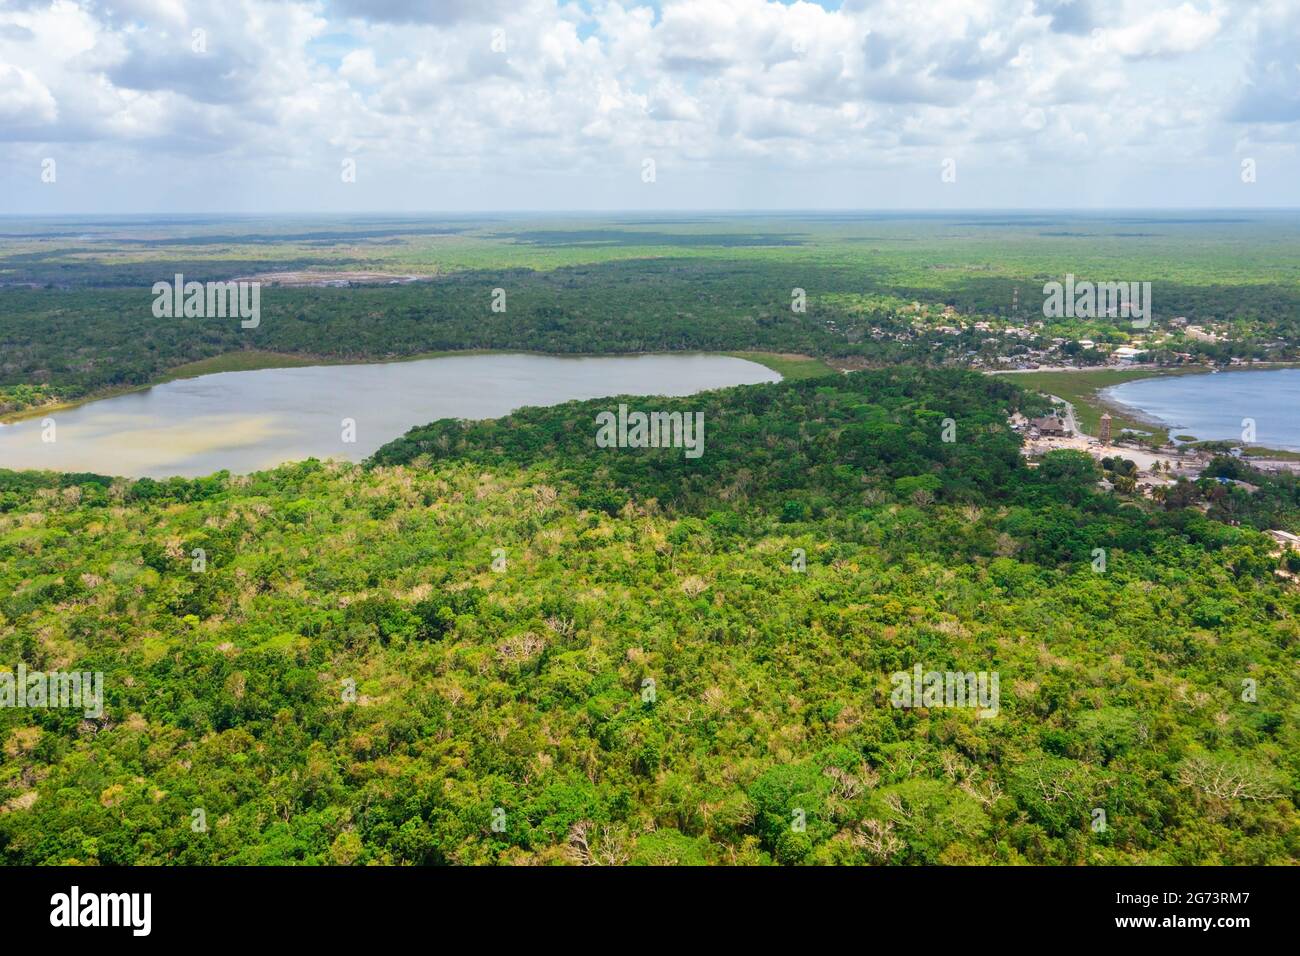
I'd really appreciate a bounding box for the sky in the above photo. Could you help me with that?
[0,0,1297,213]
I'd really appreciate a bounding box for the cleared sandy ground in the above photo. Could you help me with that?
[234,271,427,286]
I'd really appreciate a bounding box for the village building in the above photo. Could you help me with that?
[1110,346,1144,364]
[1029,416,1070,438]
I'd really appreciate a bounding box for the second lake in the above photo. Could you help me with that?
[1102,367,1300,451]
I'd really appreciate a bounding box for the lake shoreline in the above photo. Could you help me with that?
[0,352,787,478]
[0,348,830,425]
[993,362,1300,457]
[1100,365,1300,456]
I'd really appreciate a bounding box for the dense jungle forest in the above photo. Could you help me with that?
[1,369,1296,865]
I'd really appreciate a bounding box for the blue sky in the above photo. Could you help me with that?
[1,0,1296,213]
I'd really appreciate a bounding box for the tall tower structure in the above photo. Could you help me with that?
[1099,413,1112,445]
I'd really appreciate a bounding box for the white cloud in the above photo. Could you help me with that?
[0,63,58,128]
[339,49,380,85]
[0,0,1291,210]
[1102,1,1223,59]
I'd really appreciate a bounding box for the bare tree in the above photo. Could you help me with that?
[567,821,631,866]
[853,819,904,861]
[1178,756,1280,803]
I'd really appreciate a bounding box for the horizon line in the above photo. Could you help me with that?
[2,206,1298,218]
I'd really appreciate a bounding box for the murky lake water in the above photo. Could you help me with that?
[0,352,779,478]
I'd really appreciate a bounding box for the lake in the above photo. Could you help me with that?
[1103,368,1300,450]
[0,352,780,478]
